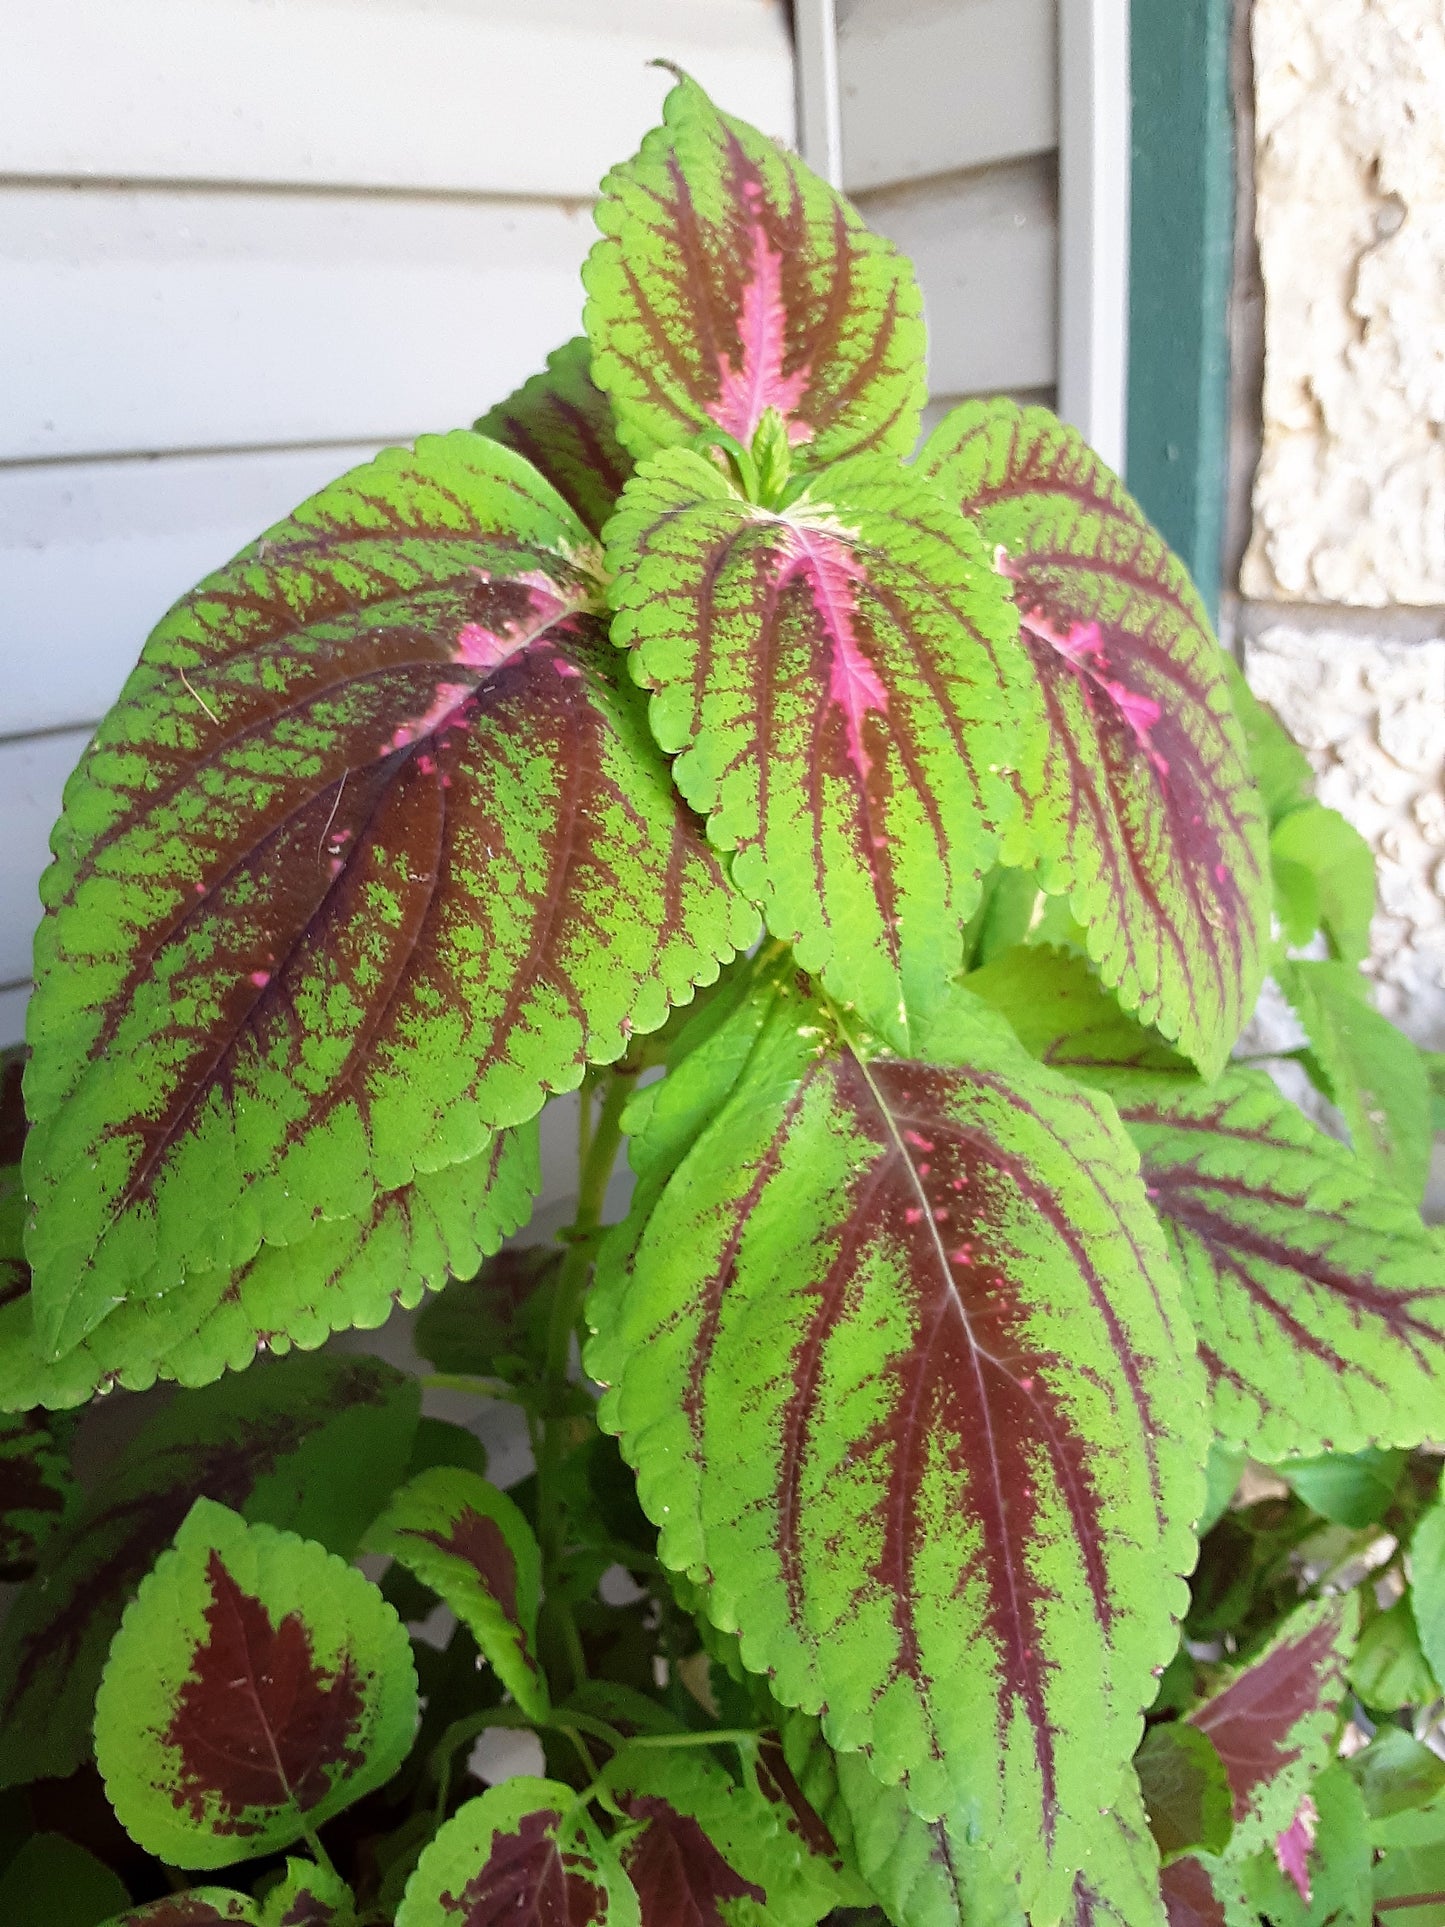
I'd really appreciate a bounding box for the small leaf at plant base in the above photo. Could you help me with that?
[1277,958,1433,1203]
[1136,1723,1234,1860]
[102,1898,262,1926]
[610,1743,851,1927]
[1349,1599,1439,1713]
[1185,1593,1357,1858]
[0,1406,74,1575]
[23,432,751,1379]
[920,400,1270,1078]
[1159,1853,1254,1927]
[583,73,925,469]
[396,1777,640,1927]
[1281,1448,1406,1529]
[606,448,1042,1048]
[364,1466,547,1720]
[1270,805,1376,967]
[94,1500,417,1868]
[476,337,634,541]
[0,1122,539,1414]
[1071,1061,1445,1461]
[414,1245,562,1381]
[257,1858,356,1925]
[589,962,1204,1919]
[0,1350,416,1790]
[0,1831,130,1927]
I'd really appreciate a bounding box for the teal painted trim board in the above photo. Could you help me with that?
[1128,0,1236,624]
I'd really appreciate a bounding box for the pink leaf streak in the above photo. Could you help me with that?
[1274,1795,1317,1903]
[780,525,888,780]
[714,181,813,447]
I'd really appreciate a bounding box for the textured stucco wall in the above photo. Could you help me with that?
[1238,0,1445,1051]
[1243,0,1445,606]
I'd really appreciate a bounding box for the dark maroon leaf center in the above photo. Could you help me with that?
[440,1809,606,1925]
[409,1508,519,1625]
[165,1552,365,1831]
[620,1796,763,1926]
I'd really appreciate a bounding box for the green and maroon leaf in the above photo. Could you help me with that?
[0,1351,415,1789]
[618,1798,762,1927]
[1159,1855,1253,1927]
[395,1778,639,1926]
[95,1501,417,1868]
[1064,1780,1167,1927]
[1185,1594,1357,1856]
[258,1858,355,1925]
[104,1896,262,1926]
[365,1467,547,1719]
[0,1408,73,1574]
[583,73,925,468]
[476,337,634,541]
[606,449,1042,1047]
[920,400,1270,1077]
[23,430,753,1367]
[588,961,1204,1917]
[0,1118,537,1414]
[1073,1061,1445,1460]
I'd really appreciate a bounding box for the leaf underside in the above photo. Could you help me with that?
[589,961,1203,1917]
[95,1500,417,1869]
[22,430,751,1373]
[920,401,1270,1077]
[606,449,1040,1047]
[583,73,926,467]
[475,336,634,541]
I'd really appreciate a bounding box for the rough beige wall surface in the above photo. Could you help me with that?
[1245,624,1445,1047]
[1243,0,1445,606]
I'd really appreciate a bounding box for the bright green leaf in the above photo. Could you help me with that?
[1281,1448,1406,1529]
[1221,659,1313,828]
[94,1500,417,1868]
[1350,1599,1439,1712]
[1239,1763,1371,1927]
[1352,1726,1445,1825]
[259,1858,355,1925]
[1409,1501,1445,1689]
[605,445,1041,1050]
[365,1467,547,1720]
[921,400,1271,1079]
[1271,805,1376,967]
[583,73,925,469]
[589,960,1204,1918]
[1279,958,1433,1203]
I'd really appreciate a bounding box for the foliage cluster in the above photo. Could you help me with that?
[1,73,1443,1927]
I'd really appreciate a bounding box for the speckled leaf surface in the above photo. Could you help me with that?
[23,431,750,1368]
[258,1858,355,1925]
[396,1778,639,1927]
[1063,1779,1167,1927]
[365,1467,547,1719]
[1185,1595,1357,1858]
[589,961,1204,1917]
[583,74,925,467]
[920,401,1270,1077]
[606,450,1041,1046]
[0,1352,415,1789]
[475,338,633,541]
[95,1501,417,1869]
[1077,1063,1445,1459]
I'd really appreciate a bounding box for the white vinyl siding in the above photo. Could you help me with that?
[0,0,795,1043]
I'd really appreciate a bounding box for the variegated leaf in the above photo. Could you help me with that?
[1185,1594,1357,1858]
[1159,1854,1254,1927]
[476,337,633,540]
[588,960,1204,1918]
[22,432,752,1369]
[920,400,1270,1077]
[94,1501,417,1868]
[1073,1062,1445,1460]
[0,1123,537,1412]
[606,449,1041,1047]
[583,73,925,467]
[364,1467,547,1719]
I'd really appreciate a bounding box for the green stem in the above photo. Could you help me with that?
[299,1820,342,1889]
[536,1067,634,1694]
[420,1371,534,1408]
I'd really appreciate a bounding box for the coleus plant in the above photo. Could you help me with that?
[1,69,1443,1927]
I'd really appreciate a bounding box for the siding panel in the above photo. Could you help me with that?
[0,731,90,990]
